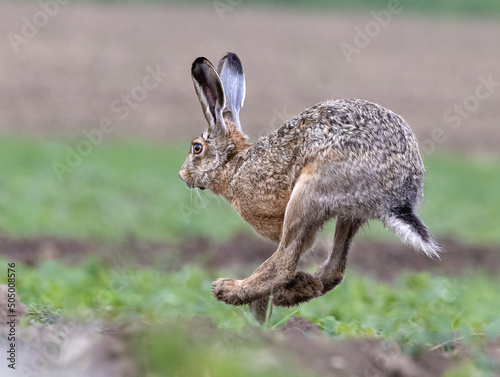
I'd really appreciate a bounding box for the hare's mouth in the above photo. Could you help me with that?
[185,182,205,190]
[179,171,205,190]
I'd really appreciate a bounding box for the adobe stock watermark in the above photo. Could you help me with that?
[94,269,139,315]
[360,341,402,377]
[420,74,499,156]
[179,192,208,224]
[340,0,404,63]
[7,0,69,54]
[257,105,296,139]
[213,0,243,21]
[399,277,465,350]
[52,64,168,182]
[17,322,80,376]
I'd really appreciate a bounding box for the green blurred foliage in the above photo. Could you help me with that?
[6,255,500,343]
[81,0,500,17]
[1,137,499,245]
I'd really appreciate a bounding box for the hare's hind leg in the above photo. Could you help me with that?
[212,166,325,306]
[271,216,363,308]
[313,217,364,294]
[248,265,325,322]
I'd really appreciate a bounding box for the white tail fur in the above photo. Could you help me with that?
[384,212,441,259]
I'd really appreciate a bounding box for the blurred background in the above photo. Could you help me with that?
[0,1,499,376]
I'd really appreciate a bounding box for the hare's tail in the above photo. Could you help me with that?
[383,206,441,259]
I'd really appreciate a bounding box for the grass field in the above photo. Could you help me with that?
[1,136,499,245]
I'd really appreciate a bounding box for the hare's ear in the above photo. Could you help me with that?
[217,52,245,132]
[191,57,227,134]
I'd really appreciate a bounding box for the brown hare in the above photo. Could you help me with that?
[179,52,440,322]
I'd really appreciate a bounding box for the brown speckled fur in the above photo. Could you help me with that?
[179,53,440,323]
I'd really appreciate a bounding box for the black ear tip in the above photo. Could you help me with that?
[192,57,204,66]
[221,52,243,74]
[191,57,211,73]
[192,57,208,65]
[225,52,239,60]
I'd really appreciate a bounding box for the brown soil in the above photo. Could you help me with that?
[278,316,453,377]
[167,315,499,377]
[1,3,499,153]
[0,311,465,377]
[0,319,135,377]
[1,233,499,280]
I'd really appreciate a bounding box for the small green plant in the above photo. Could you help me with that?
[28,303,62,325]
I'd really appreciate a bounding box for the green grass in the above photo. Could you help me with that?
[4,256,500,375]
[12,256,500,342]
[0,136,499,245]
[0,137,248,241]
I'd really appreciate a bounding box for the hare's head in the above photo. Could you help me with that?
[179,53,249,192]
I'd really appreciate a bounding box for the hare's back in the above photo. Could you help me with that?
[308,99,417,154]
[297,99,422,166]
[299,98,426,214]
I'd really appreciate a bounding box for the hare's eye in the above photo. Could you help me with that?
[193,143,203,155]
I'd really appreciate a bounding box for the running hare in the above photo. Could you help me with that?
[179,52,440,322]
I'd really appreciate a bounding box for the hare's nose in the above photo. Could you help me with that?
[178,170,186,182]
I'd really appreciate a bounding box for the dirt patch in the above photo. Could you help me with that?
[1,3,499,153]
[1,233,498,280]
[4,310,497,377]
[170,315,489,377]
[0,320,135,377]
[0,312,454,377]
[348,237,500,281]
[278,317,453,377]
[0,236,93,266]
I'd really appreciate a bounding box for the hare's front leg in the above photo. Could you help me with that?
[212,169,324,306]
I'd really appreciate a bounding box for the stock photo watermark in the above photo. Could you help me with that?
[359,341,402,377]
[52,64,168,182]
[213,0,243,21]
[340,0,405,63]
[18,324,75,376]
[421,74,498,156]
[257,105,296,139]
[402,277,465,351]
[6,263,17,371]
[7,0,69,54]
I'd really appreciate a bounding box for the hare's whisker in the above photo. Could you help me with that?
[195,188,209,213]
[212,192,223,210]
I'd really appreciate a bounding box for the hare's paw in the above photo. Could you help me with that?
[273,272,323,307]
[313,267,344,295]
[212,278,250,306]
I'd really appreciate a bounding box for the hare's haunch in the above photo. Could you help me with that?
[179,52,440,323]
